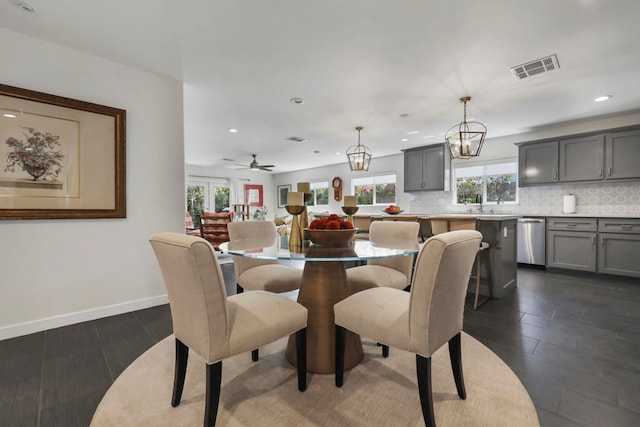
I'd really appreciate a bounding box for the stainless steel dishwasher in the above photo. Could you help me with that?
[517,218,546,265]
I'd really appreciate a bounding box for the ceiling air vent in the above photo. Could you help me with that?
[286,136,307,143]
[511,54,560,80]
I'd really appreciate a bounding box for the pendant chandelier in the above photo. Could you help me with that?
[346,126,372,172]
[444,96,487,160]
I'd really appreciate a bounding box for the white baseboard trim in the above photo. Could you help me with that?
[0,294,169,341]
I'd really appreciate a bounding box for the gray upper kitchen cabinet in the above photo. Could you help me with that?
[605,128,640,180]
[559,134,605,182]
[518,141,558,185]
[403,144,450,192]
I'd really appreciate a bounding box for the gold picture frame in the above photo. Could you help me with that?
[0,84,126,219]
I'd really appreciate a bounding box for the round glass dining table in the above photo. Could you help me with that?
[220,236,419,374]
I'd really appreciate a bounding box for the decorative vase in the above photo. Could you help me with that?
[23,162,47,180]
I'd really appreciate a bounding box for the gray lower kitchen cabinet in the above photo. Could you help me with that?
[559,134,605,182]
[547,217,598,272]
[598,233,640,278]
[518,140,558,185]
[478,219,518,298]
[547,230,597,272]
[606,129,640,180]
[403,144,450,191]
[546,217,640,278]
[597,218,640,278]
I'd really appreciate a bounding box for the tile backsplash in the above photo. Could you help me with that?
[410,181,640,216]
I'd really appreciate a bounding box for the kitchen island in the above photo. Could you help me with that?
[370,213,519,300]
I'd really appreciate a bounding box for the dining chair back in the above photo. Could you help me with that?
[428,217,491,310]
[346,220,420,295]
[200,212,234,250]
[149,232,308,426]
[334,230,483,427]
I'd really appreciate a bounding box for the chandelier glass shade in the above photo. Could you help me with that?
[346,126,372,172]
[445,96,487,160]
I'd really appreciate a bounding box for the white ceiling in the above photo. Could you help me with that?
[2,0,640,173]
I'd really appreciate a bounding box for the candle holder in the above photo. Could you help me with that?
[285,205,305,250]
[300,193,312,239]
[341,206,359,226]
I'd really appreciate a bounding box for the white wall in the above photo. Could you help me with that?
[273,154,409,217]
[0,29,185,340]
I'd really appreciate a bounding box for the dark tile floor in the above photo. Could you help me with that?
[1,264,639,427]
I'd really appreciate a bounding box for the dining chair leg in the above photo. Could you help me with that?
[251,349,259,362]
[416,354,436,427]
[448,333,466,399]
[335,325,346,387]
[172,338,189,407]
[473,253,482,310]
[296,328,307,392]
[204,361,222,427]
[382,345,389,358]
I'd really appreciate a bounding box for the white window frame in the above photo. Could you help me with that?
[309,181,329,206]
[453,162,518,205]
[351,173,397,206]
[186,176,231,213]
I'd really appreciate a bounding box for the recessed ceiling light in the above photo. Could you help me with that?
[407,131,419,135]
[17,2,36,12]
[594,95,612,102]
[399,113,409,118]
[335,152,341,155]
[3,113,17,118]
[423,135,435,139]
[228,128,238,133]
[401,138,409,142]
[290,97,304,105]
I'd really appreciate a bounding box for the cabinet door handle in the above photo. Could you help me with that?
[592,236,596,245]
[601,236,604,246]
[608,167,612,176]
[567,223,576,228]
[599,168,603,177]
[621,225,632,230]
[553,169,557,179]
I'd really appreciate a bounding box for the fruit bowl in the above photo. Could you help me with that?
[305,228,358,246]
[383,209,404,215]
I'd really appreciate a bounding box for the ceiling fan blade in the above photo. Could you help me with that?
[260,164,275,168]
[259,166,273,171]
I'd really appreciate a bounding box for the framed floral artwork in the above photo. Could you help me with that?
[277,184,290,207]
[0,84,126,219]
[244,184,263,207]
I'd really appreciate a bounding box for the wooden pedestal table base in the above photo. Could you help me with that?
[286,259,363,374]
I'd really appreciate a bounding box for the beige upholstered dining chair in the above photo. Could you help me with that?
[346,220,420,357]
[227,220,303,294]
[428,217,491,310]
[334,230,483,427]
[149,233,308,427]
[346,220,420,293]
[352,215,373,240]
[227,220,304,361]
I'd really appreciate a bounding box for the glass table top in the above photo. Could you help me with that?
[219,236,419,262]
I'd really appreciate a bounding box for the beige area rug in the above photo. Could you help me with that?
[91,333,538,427]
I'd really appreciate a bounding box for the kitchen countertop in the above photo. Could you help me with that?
[365,213,640,220]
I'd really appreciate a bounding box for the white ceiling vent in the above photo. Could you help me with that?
[285,136,307,143]
[511,54,560,80]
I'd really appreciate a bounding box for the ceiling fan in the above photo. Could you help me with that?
[235,154,275,172]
